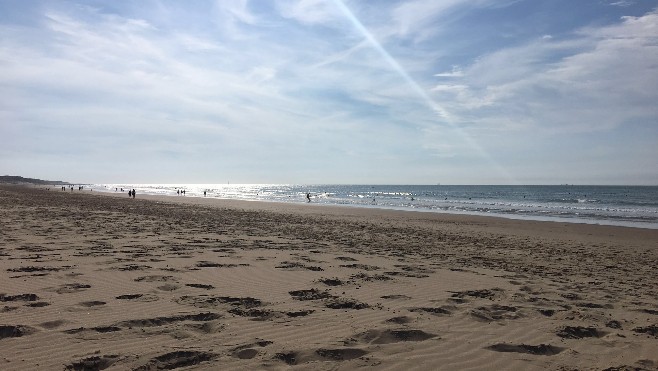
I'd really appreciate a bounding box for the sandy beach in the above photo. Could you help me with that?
[1,185,656,370]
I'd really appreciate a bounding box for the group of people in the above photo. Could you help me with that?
[128,189,135,198]
[61,185,87,192]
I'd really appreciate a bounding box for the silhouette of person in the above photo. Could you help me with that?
[132,189,136,199]
[306,193,311,202]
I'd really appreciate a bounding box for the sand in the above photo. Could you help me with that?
[0,185,657,371]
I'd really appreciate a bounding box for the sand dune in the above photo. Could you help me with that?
[0,185,656,370]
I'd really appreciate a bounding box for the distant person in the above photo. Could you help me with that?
[204,191,206,197]
[177,189,180,195]
[128,190,132,198]
[306,192,311,202]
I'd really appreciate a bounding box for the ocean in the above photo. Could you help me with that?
[90,184,658,229]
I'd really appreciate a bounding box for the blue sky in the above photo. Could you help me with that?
[1,0,657,184]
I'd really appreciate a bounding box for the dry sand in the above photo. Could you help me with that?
[0,185,657,370]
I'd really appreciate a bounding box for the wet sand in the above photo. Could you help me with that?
[1,185,657,370]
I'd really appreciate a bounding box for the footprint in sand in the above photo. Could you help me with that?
[185,283,214,290]
[470,304,523,322]
[0,325,37,339]
[385,316,413,324]
[64,354,119,370]
[232,340,273,359]
[115,293,159,302]
[556,326,606,339]
[134,275,178,282]
[274,348,369,365]
[39,319,69,329]
[133,350,216,370]
[79,300,106,307]
[486,343,564,356]
[350,328,437,345]
[409,306,452,316]
[317,278,345,286]
[449,288,505,300]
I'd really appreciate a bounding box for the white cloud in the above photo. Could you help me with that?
[391,0,465,39]
[389,0,519,41]
[429,10,658,133]
[609,1,634,7]
[276,0,342,25]
[434,66,464,77]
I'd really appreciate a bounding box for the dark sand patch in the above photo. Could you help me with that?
[176,295,263,309]
[134,350,216,370]
[0,325,36,339]
[289,289,335,301]
[0,293,39,302]
[557,326,606,339]
[134,275,177,282]
[286,310,314,317]
[353,329,437,344]
[632,325,658,338]
[119,312,221,328]
[410,307,452,315]
[324,297,370,309]
[185,283,215,290]
[486,343,565,356]
[316,348,368,361]
[64,354,119,370]
[381,294,411,300]
[78,301,106,307]
[317,278,345,286]
[386,316,413,324]
[449,288,505,300]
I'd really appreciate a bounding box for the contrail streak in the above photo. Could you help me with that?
[332,0,515,183]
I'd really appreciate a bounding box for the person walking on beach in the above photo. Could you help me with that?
[306,192,311,202]
[132,189,136,199]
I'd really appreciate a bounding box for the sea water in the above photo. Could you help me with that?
[91,184,658,229]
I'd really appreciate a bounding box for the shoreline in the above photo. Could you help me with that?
[1,185,657,370]
[52,184,658,242]
[87,184,658,230]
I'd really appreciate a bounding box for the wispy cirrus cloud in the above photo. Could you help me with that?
[429,10,658,133]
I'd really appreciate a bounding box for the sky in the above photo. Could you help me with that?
[1,0,657,185]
